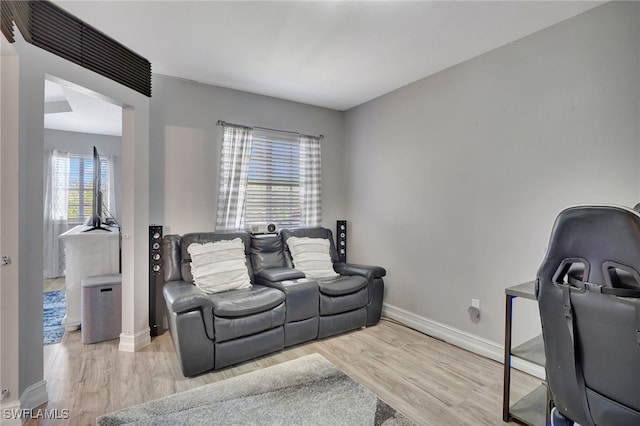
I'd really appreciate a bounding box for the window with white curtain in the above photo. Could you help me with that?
[51,151,111,223]
[216,125,322,230]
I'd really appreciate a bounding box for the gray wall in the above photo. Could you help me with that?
[344,1,640,346]
[149,75,346,236]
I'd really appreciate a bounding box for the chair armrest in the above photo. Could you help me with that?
[163,280,213,314]
[255,267,306,283]
[334,263,387,280]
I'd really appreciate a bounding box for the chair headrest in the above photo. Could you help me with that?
[539,205,640,286]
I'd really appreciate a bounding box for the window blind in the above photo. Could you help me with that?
[51,152,110,223]
[245,130,302,228]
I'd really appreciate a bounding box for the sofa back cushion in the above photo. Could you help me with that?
[250,235,286,273]
[163,234,183,283]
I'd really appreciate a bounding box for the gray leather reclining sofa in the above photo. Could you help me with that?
[162,227,386,376]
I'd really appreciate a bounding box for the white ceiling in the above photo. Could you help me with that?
[45,0,605,135]
[44,79,123,136]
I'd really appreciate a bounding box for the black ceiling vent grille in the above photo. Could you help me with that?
[1,1,15,43]
[29,0,83,63]
[3,0,151,97]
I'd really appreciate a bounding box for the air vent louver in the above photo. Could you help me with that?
[2,0,151,97]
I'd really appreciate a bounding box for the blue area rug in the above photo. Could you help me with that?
[44,290,66,345]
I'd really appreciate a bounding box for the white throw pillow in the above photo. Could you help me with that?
[187,238,252,294]
[286,236,339,279]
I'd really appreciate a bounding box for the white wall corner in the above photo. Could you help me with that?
[19,380,48,411]
[0,398,22,426]
[382,304,546,380]
[118,328,151,352]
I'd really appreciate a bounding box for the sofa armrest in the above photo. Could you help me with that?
[163,280,214,340]
[255,267,306,283]
[334,263,386,280]
[163,280,213,314]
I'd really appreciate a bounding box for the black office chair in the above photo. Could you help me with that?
[536,205,640,426]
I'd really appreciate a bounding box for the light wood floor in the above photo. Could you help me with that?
[30,319,540,426]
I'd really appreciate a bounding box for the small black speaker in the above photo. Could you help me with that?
[336,220,347,263]
[149,225,166,337]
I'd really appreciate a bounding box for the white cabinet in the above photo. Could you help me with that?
[59,225,119,331]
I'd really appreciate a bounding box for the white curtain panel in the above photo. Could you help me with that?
[43,149,70,278]
[299,135,322,227]
[215,125,254,230]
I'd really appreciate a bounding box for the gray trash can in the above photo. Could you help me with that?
[81,273,122,344]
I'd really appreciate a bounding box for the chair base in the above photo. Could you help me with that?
[551,408,574,426]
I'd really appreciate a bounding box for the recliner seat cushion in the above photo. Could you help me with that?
[209,285,285,317]
[320,288,368,315]
[317,275,367,296]
[214,304,285,342]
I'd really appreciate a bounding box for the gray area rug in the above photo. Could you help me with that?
[97,353,415,425]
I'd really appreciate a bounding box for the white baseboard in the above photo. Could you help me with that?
[382,303,545,380]
[19,380,48,411]
[118,328,151,352]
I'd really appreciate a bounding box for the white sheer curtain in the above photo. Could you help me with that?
[215,125,254,230]
[43,149,70,278]
[299,135,322,227]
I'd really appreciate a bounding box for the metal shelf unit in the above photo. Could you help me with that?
[503,281,550,426]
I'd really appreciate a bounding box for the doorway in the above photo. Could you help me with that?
[42,76,123,368]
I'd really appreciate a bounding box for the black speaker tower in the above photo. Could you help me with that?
[337,220,347,263]
[149,225,166,337]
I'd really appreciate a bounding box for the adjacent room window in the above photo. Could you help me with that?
[44,148,115,278]
[50,151,111,223]
[216,124,322,230]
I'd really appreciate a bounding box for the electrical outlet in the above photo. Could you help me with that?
[472,299,480,310]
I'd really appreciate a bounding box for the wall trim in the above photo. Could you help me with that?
[118,328,151,352]
[19,380,47,411]
[383,303,545,380]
